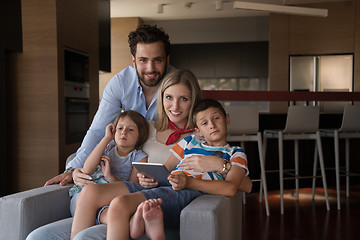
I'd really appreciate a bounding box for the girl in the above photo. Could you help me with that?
[69,110,149,216]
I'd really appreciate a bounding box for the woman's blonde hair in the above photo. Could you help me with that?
[155,69,202,131]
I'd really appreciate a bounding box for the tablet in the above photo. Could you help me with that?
[132,162,171,186]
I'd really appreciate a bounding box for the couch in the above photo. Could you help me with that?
[0,157,243,240]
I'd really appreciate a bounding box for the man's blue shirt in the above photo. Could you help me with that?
[66,65,174,168]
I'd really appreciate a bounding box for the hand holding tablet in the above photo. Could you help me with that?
[132,162,171,186]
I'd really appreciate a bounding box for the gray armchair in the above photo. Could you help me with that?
[0,184,72,240]
[0,158,243,240]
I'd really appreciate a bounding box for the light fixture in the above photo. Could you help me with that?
[216,1,223,11]
[157,3,167,14]
[184,2,193,9]
[233,1,328,17]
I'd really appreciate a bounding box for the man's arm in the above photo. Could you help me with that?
[66,95,124,169]
[45,72,125,186]
[44,171,73,186]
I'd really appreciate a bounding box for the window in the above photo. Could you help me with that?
[199,77,269,112]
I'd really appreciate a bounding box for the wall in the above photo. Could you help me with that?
[101,16,268,97]
[57,0,100,165]
[7,0,59,192]
[171,42,268,79]
[146,1,360,114]
[7,0,99,192]
[1,1,23,197]
[146,16,269,44]
[269,1,360,113]
[99,17,141,98]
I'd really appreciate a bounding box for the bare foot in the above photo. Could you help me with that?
[129,202,145,239]
[143,198,165,240]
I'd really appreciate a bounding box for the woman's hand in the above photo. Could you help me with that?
[137,172,158,188]
[180,155,223,172]
[168,173,188,191]
[73,168,94,187]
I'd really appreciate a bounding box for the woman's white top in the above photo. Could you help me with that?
[142,121,175,164]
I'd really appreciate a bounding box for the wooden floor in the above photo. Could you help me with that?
[242,185,360,240]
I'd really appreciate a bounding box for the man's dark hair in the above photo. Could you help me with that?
[193,99,227,128]
[128,24,170,57]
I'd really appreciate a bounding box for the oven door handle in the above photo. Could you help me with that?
[67,98,90,103]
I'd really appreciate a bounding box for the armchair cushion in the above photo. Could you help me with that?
[0,185,72,240]
[180,193,242,240]
[0,185,242,240]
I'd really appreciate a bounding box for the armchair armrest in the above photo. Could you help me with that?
[180,192,242,240]
[0,184,72,240]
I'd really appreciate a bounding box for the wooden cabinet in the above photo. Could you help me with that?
[1,1,22,197]
[99,17,141,97]
[7,0,99,192]
[171,42,268,79]
[241,42,268,77]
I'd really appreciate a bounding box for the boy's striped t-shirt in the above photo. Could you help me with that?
[170,135,248,180]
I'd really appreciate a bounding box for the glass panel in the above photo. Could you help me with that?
[319,55,353,92]
[222,101,269,113]
[199,77,269,112]
[198,77,267,91]
[289,56,315,91]
[319,55,353,113]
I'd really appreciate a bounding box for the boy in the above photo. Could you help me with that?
[130,98,251,240]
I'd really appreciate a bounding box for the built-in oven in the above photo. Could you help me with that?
[65,82,90,144]
[64,48,90,144]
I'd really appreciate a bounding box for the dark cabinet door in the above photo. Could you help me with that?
[171,42,268,79]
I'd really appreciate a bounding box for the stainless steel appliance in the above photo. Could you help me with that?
[65,82,90,144]
[64,48,90,144]
[289,54,353,112]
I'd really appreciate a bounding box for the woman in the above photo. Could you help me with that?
[71,69,251,239]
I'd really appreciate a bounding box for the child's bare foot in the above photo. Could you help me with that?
[130,202,145,239]
[143,198,165,240]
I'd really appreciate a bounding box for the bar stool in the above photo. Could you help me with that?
[314,104,360,210]
[226,105,270,216]
[263,105,330,214]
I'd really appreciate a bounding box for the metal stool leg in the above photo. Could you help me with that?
[312,144,318,200]
[241,141,247,205]
[334,130,341,209]
[279,132,284,214]
[345,138,350,197]
[316,131,330,211]
[294,139,299,200]
[257,132,270,216]
[259,133,268,201]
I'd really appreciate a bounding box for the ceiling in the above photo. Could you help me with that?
[110,0,347,20]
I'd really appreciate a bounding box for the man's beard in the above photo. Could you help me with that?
[136,64,167,87]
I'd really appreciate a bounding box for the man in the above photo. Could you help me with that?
[26,24,174,240]
[45,24,174,188]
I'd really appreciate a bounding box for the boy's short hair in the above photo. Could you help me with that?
[193,99,226,128]
[113,110,149,149]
